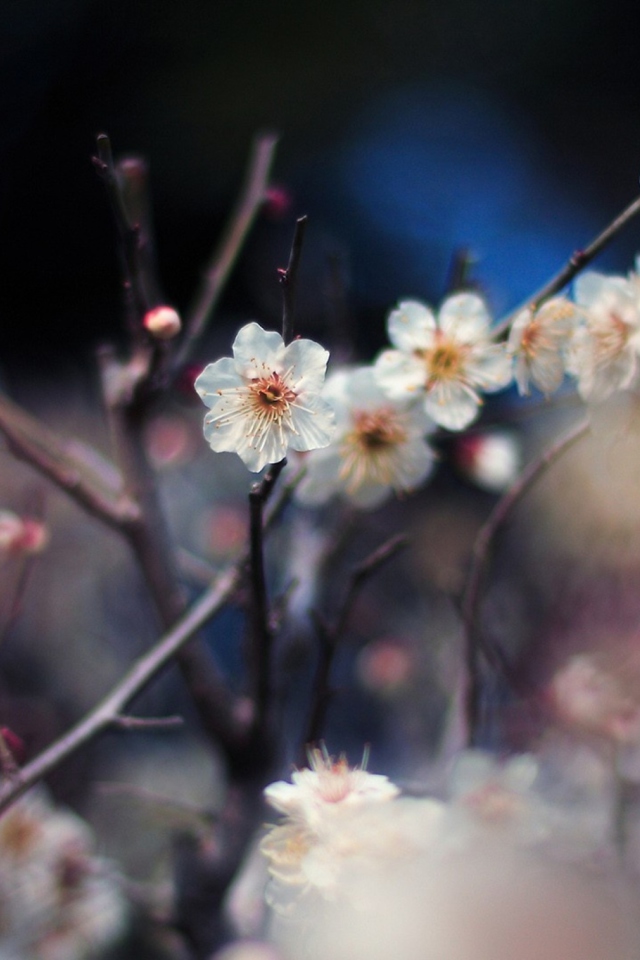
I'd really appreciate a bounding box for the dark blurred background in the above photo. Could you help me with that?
[3,0,640,373]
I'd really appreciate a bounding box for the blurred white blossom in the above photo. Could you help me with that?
[0,788,127,959]
[295,367,435,509]
[567,273,640,401]
[508,297,580,396]
[374,295,512,430]
[195,322,335,472]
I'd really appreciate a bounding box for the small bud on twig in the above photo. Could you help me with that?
[143,306,182,340]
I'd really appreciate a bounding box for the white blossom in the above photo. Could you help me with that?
[566,272,640,401]
[295,367,435,509]
[194,322,335,472]
[508,297,580,396]
[374,295,512,431]
[264,746,399,826]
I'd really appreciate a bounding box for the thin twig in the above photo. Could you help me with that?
[0,563,241,814]
[279,216,308,344]
[460,417,591,743]
[111,714,184,730]
[304,534,408,750]
[493,192,640,338]
[175,133,278,371]
[93,133,152,330]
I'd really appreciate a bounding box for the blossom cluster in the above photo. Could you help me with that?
[260,750,635,960]
[195,256,640,509]
[0,788,127,960]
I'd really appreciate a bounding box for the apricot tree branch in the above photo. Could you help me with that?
[460,417,591,743]
[493,192,640,338]
[279,215,308,344]
[175,133,278,371]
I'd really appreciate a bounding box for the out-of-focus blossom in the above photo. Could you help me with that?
[374,295,512,431]
[548,654,640,744]
[0,510,48,557]
[295,367,435,509]
[357,639,414,696]
[143,305,182,340]
[454,429,521,492]
[263,185,293,220]
[145,413,197,468]
[264,746,399,825]
[195,322,334,472]
[264,750,633,960]
[508,297,580,395]
[0,788,127,959]
[567,273,640,401]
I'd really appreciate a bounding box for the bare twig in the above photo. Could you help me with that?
[111,714,185,730]
[0,393,139,529]
[279,216,308,344]
[493,192,640,338]
[93,133,153,331]
[175,134,278,371]
[304,534,408,750]
[460,417,591,743]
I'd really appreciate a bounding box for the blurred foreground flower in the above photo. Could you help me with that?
[374,295,512,430]
[261,749,633,960]
[295,367,435,509]
[195,322,335,472]
[0,788,127,959]
[549,654,640,744]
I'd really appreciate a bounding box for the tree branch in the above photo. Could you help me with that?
[460,417,591,743]
[0,392,139,529]
[279,215,308,344]
[493,192,640,338]
[304,534,408,750]
[174,133,278,371]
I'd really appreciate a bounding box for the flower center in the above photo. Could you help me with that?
[415,334,466,386]
[593,313,631,366]
[352,409,407,450]
[249,372,297,417]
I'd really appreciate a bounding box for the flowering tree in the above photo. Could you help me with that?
[1,130,640,959]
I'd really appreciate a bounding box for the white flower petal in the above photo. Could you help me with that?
[387,300,437,352]
[288,396,336,452]
[232,322,286,378]
[438,293,492,343]
[425,382,481,430]
[194,357,243,407]
[467,344,513,392]
[284,339,331,393]
[374,350,425,398]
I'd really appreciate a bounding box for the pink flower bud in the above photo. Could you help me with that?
[143,306,182,340]
[0,511,48,556]
[0,727,25,765]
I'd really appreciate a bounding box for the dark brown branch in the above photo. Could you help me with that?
[493,192,640,338]
[93,133,153,330]
[279,215,308,344]
[175,134,278,371]
[0,393,139,530]
[460,417,591,743]
[248,459,287,725]
[304,534,408,750]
